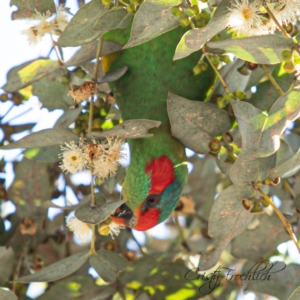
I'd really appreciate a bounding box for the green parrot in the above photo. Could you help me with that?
[104,26,214,231]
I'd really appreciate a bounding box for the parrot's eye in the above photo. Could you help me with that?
[146,194,160,208]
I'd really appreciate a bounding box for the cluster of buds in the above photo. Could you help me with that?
[22,5,69,45]
[102,0,143,13]
[171,1,210,29]
[59,137,125,180]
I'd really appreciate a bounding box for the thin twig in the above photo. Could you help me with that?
[257,186,300,254]
[174,212,190,251]
[282,179,296,199]
[263,3,290,39]
[261,64,284,96]
[204,54,230,94]
[130,229,146,256]
[189,19,195,29]
[119,0,128,6]
[90,164,96,207]
[88,38,103,133]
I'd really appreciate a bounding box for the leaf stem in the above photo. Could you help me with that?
[189,19,195,29]
[130,229,146,256]
[88,38,103,133]
[174,211,190,252]
[204,54,230,94]
[263,3,290,39]
[261,64,284,96]
[119,0,128,6]
[90,225,97,255]
[257,186,300,254]
[90,164,96,207]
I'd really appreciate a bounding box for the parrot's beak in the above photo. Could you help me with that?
[110,203,138,228]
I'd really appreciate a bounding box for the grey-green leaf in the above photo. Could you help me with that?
[0,247,14,286]
[173,0,229,60]
[288,286,300,300]
[207,35,295,64]
[32,72,73,110]
[231,214,289,260]
[257,89,300,157]
[167,93,231,154]
[94,8,132,36]
[246,263,300,300]
[10,0,56,20]
[75,199,124,225]
[0,289,18,300]
[210,59,250,97]
[230,100,276,186]
[54,107,82,128]
[89,250,130,282]
[57,0,109,47]
[3,59,59,92]
[247,79,290,111]
[15,250,90,283]
[88,119,161,140]
[208,185,253,238]
[269,149,300,179]
[98,66,128,84]
[65,40,122,67]
[123,0,180,49]
[0,128,78,150]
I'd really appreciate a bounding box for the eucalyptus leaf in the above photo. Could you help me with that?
[210,59,250,97]
[32,72,73,110]
[98,66,128,84]
[269,149,300,179]
[247,79,291,111]
[167,93,231,154]
[75,199,124,225]
[41,193,104,210]
[0,247,14,286]
[10,0,56,20]
[89,250,130,282]
[245,263,300,300]
[36,275,112,300]
[288,286,300,300]
[120,254,199,300]
[207,35,295,64]
[88,119,161,140]
[65,40,122,67]
[199,236,231,271]
[123,0,180,49]
[94,8,132,36]
[173,0,229,60]
[3,59,59,92]
[0,128,78,150]
[15,250,90,283]
[25,146,62,162]
[57,0,109,47]
[8,158,51,217]
[231,214,289,260]
[230,101,276,186]
[208,185,253,239]
[54,107,82,128]
[274,138,294,166]
[0,288,18,300]
[257,89,300,157]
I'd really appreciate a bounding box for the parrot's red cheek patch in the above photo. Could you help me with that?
[133,206,160,231]
[145,155,175,194]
